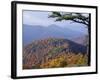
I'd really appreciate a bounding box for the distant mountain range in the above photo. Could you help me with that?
[23,24,87,46]
[23,38,87,69]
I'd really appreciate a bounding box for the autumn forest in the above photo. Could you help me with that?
[23,11,90,69]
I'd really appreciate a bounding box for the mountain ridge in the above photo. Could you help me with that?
[23,38,87,69]
[23,24,86,46]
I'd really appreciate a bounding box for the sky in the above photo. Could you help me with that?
[23,10,88,34]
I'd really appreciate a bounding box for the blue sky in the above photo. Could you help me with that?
[23,10,88,34]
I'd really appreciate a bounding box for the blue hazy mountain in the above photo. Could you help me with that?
[23,24,86,46]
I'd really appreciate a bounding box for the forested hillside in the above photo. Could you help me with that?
[23,38,88,69]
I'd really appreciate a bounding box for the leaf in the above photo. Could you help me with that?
[52,12,61,17]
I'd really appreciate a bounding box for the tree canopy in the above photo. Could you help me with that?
[48,12,90,55]
[48,12,89,27]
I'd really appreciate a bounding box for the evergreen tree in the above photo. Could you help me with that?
[48,12,90,55]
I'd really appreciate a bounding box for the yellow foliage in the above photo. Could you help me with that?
[40,53,88,68]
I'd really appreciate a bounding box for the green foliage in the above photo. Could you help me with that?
[49,12,89,26]
[52,47,63,53]
[49,12,62,18]
[48,38,63,43]
[48,46,64,57]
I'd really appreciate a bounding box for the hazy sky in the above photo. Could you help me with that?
[23,10,88,34]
